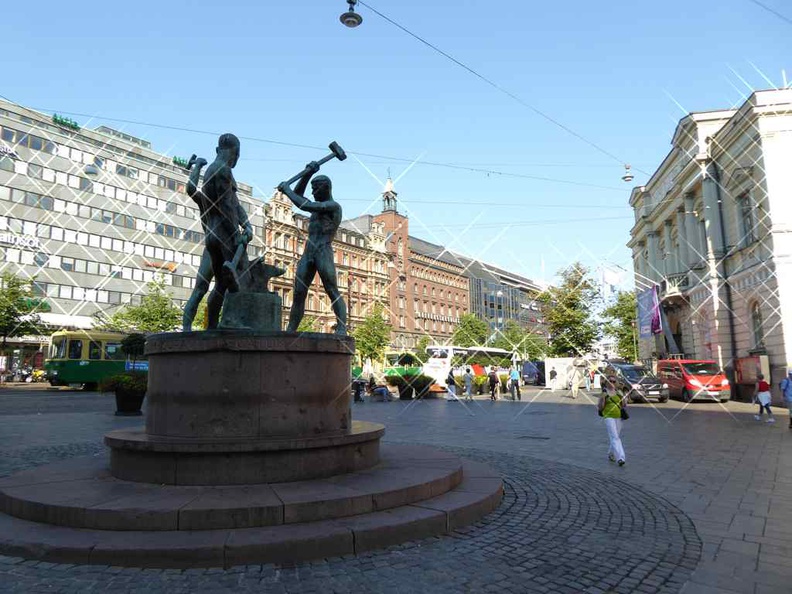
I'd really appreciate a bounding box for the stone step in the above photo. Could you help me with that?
[0,459,502,568]
[0,445,462,531]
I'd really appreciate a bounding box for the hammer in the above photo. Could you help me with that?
[223,240,247,293]
[284,141,347,185]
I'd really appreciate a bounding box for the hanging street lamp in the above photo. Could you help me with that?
[340,0,363,28]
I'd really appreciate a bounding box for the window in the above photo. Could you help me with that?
[751,302,764,348]
[737,192,757,247]
[104,342,124,360]
[68,340,83,360]
[88,341,102,360]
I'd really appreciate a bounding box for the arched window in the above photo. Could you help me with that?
[751,302,764,347]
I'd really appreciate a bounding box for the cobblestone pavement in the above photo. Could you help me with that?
[0,385,790,593]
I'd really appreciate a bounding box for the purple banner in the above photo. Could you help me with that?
[637,286,661,338]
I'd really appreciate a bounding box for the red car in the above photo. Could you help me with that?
[656,359,731,403]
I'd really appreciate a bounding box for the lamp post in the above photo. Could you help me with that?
[631,320,638,363]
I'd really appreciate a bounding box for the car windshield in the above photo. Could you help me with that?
[620,366,652,380]
[683,362,720,375]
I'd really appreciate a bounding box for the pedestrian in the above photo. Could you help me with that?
[509,367,521,401]
[463,368,474,400]
[585,367,593,391]
[598,378,627,466]
[488,367,499,401]
[570,369,581,399]
[352,377,365,403]
[754,374,775,423]
[549,367,557,391]
[780,369,792,429]
[446,369,458,401]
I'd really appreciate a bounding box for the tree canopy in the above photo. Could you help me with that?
[451,313,489,347]
[0,272,42,351]
[95,278,182,333]
[352,302,392,363]
[602,290,638,361]
[538,262,599,357]
[492,320,547,361]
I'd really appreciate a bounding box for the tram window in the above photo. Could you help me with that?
[104,342,124,360]
[51,338,66,359]
[88,341,102,360]
[68,340,83,360]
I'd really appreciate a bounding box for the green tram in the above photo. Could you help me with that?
[44,330,128,390]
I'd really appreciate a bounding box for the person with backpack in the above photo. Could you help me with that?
[780,370,792,429]
[597,376,628,466]
[754,374,775,424]
[446,369,458,401]
[488,367,499,401]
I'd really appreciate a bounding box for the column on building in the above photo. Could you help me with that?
[702,161,724,256]
[646,231,660,282]
[683,193,700,266]
[662,220,675,276]
[675,208,689,271]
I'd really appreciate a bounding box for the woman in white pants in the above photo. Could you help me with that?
[598,381,627,466]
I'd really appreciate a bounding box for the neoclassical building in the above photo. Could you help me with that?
[628,89,792,401]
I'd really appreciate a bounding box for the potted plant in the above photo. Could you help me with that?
[386,375,414,400]
[408,374,437,399]
[100,333,148,416]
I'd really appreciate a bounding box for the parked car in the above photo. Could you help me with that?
[601,362,669,403]
[656,359,730,403]
[522,361,545,386]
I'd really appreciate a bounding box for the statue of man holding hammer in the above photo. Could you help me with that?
[190,133,253,329]
[278,164,347,335]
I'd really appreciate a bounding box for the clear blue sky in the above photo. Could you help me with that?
[2,0,789,285]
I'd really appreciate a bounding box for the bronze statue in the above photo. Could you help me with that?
[278,165,347,335]
[185,134,252,330]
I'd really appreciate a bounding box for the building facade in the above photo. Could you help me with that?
[263,190,391,333]
[345,180,469,350]
[0,99,265,336]
[627,89,792,402]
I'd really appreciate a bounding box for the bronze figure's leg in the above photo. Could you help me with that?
[182,249,213,331]
[287,253,318,332]
[317,246,347,335]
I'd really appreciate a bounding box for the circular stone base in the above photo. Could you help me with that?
[105,420,385,485]
[0,446,503,569]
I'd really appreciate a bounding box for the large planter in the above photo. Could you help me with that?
[115,387,146,416]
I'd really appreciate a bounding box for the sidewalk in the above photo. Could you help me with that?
[0,387,789,592]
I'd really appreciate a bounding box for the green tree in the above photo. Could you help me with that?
[97,278,182,333]
[414,335,432,363]
[451,313,489,347]
[492,320,547,360]
[602,290,638,360]
[0,272,42,357]
[352,303,392,364]
[296,316,318,333]
[539,262,599,357]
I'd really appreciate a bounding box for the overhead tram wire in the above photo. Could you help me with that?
[746,0,792,26]
[420,215,632,230]
[357,1,644,175]
[18,103,625,192]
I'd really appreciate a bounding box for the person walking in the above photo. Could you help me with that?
[598,380,627,466]
[549,367,557,391]
[509,367,522,401]
[754,374,775,423]
[780,370,792,429]
[446,369,458,401]
[585,367,593,391]
[463,368,474,401]
[570,367,581,399]
[488,368,499,401]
